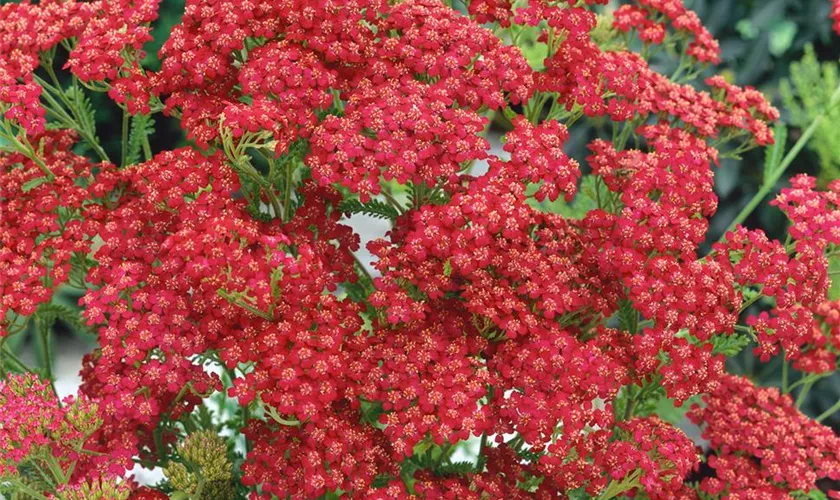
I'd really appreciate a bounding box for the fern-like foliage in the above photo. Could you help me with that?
[34,303,88,334]
[64,85,99,142]
[339,198,399,220]
[780,44,840,186]
[126,113,155,165]
[436,461,477,475]
[710,332,752,356]
[763,123,787,183]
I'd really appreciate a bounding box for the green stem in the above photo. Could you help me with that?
[381,190,405,215]
[476,385,494,470]
[525,92,549,124]
[796,380,815,408]
[8,479,51,500]
[0,122,54,180]
[816,398,840,422]
[217,290,273,321]
[739,291,763,313]
[599,469,642,500]
[437,442,453,467]
[38,324,58,397]
[412,182,425,209]
[266,405,302,427]
[44,454,67,484]
[229,154,284,219]
[265,188,284,219]
[35,70,110,163]
[283,159,294,222]
[615,119,636,151]
[623,397,638,421]
[782,360,789,394]
[0,344,32,374]
[243,403,251,454]
[153,426,167,463]
[30,460,57,488]
[476,433,489,471]
[192,476,206,500]
[352,253,375,285]
[141,130,153,161]
[121,109,129,167]
[787,373,827,393]
[721,81,840,240]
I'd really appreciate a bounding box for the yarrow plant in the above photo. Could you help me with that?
[2,0,840,498]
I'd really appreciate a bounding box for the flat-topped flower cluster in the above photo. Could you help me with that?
[2,0,840,498]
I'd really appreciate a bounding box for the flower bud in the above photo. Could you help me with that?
[165,431,235,500]
[53,477,132,500]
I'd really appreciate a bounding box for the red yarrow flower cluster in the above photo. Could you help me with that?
[690,375,840,497]
[614,0,721,63]
[537,416,697,498]
[2,0,839,498]
[0,1,96,133]
[68,0,159,113]
[708,176,840,372]
[360,307,494,458]
[241,406,396,498]
[833,0,840,35]
[0,373,125,485]
[1,130,113,326]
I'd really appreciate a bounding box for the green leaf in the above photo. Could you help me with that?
[436,461,476,475]
[565,487,591,500]
[535,175,612,219]
[791,490,828,500]
[68,252,96,291]
[412,438,433,457]
[371,474,398,489]
[502,105,518,122]
[655,394,702,425]
[769,20,797,57]
[21,176,50,192]
[360,399,384,425]
[617,299,639,334]
[126,113,155,165]
[763,123,787,182]
[443,259,452,277]
[64,85,98,140]
[616,377,666,420]
[34,303,88,334]
[830,254,840,301]
[339,198,399,220]
[781,44,840,188]
[735,19,759,40]
[710,332,752,356]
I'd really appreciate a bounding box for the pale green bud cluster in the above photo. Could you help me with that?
[52,478,132,500]
[165,430,235,500]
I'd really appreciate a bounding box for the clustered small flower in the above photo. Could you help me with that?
[707,176,840,372]
[0,0,838,498]
[51,477,133,500]
[690,375,840,497]
[164,430,235,499]
[241,406,396,497]
[0,373,121,483]
[833,0,840,35]
[0,1,96,134]
[614,0,720,63]
[534,6,777,145]
[536,416,698,498]
[1,130,113,327]
[68,0,159,113]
